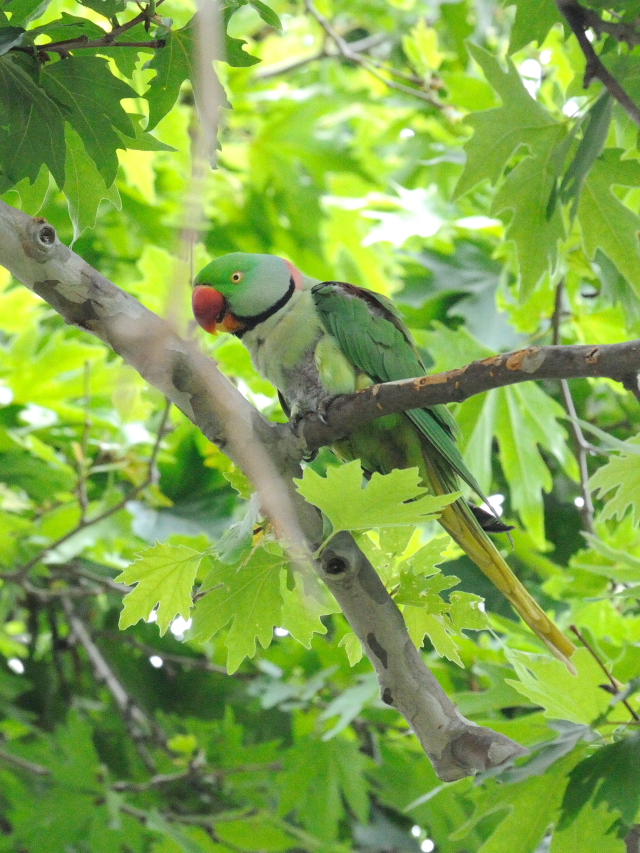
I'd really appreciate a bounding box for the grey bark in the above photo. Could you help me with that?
[0,199,530,780]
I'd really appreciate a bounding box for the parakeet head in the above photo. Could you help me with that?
[192,252,302,335]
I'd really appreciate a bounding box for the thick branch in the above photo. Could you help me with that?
[302,341,640,452]
[317,534,528,780]
[0,200,530,780]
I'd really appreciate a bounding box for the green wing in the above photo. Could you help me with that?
[311,281,485,498]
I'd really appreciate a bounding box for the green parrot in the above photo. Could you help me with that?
[192,252,575,666]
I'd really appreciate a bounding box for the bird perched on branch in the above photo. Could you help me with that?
[192,252,575,667]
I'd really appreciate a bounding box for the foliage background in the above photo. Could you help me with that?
[1,0,640,850]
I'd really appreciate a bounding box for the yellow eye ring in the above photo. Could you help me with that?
[231,271,244,284]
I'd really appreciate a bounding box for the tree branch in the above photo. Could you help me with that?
[305,0,444,107]
[551,282,596,534]
[556,0,640,127]
[61,597,162,771]
[301,340,640,453]
[0,199,537,780]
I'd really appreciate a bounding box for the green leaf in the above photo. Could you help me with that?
[27,12,105,42]
[2,0,52,27]
[455,43,558,198]
[405,609,464,665]
[320,674,378,739]
[279,570,339,648]
[573,534,640,583]
[455,754,579,853]
[63,124,121,242]
[339,632,364,666]
[222,465,254,499]
[145,18,230,132]
[5,163,50,214]
[41,56,136,185]
[249,0,281,29]
[295,459,459,541]
[76,0,126,20]
[551,801,626,853]
[578,149,640,297]
[450,590,491,631]
[144,20,195,131]
[496,383,577,547]
[115,114,177,152]
[0,25,24,55]
[4,712,121,853]
[492,124,566,296]
[504,648,613,724]
[590,440,640,526]
[216,815,297,852]
[192,547,285,673]
[560,733,640,830]
[116,542,202,635]
[558,94,613,217]
[508,0,562,52]
[0,53,66,190]
[279,736,369,840]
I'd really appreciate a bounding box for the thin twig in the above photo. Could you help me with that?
[580,7,640,47]
[76,360,92,519]
[255,32,389,80]
[0,746,50,776]
[12,398,171,582]
[570,624,640,721]
[112,759,281,791]
[62,597,164,770]
[556,0,640,128]
[104,631,231,675]
[32,0,166,55]
[305,0,444,107]
[551,282,596,534]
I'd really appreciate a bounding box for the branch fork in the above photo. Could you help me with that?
[5,200,621,779]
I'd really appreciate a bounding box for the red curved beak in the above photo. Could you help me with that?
[192,285,245,334]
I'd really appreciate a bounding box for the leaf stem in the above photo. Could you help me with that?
[569,623,640,721]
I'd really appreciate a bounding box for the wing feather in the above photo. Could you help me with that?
[312,281,485,498]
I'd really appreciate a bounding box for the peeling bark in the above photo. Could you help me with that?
[302,342,640,451]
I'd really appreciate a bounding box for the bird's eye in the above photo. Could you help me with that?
[231,271,243,284]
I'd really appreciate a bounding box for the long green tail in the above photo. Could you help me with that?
[422,452,576,670]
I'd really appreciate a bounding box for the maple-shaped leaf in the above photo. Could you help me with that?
[0,53,66,191]
[192,547,285,673]
[279,570,339,648]
[552,801,626,853]
[144,16,231,132]
[63,125,120,242]
[504,648,614,724]
[560,733,640,830]
[455,43,558,198]
[279,736,369,840]
[116,542,201,635]
[144,20,195,131]
[399,577,488,666]
[578,149,640,297]
[590,439,640,526]
[509,0,561,53]
[454,754,578,853]
[495,382,578,547]
[41,56,136,186]
[295,460,459,544]
[492,124,567,296]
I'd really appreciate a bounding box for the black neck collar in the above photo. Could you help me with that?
[233,277,296,338]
